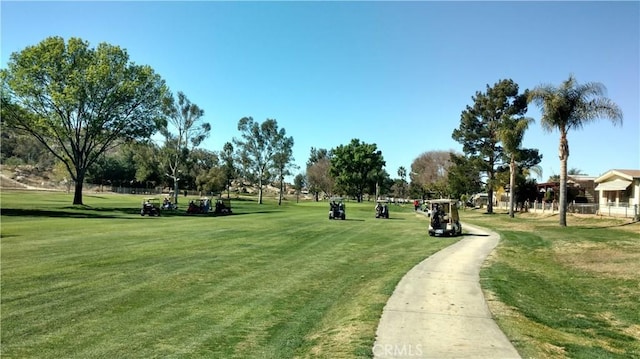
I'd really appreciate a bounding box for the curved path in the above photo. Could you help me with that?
[373,222,521,359]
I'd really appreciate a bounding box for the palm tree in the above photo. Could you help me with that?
[529,75,623,226]
[498,117,534,218]
[523,164,543,181]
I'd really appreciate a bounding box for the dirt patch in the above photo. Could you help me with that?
[553,243,640,280]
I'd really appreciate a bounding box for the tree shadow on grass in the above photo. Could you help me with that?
[583,220,640,230]
[0,208,132,219]
[462,233,490,237]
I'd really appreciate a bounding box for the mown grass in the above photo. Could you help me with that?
[0,190,457,358]
[461,209,640,359]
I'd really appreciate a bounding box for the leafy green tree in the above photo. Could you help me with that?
[306,147,333,201]
[160,91,210,204]
[516,178,539,207]
[189,148,219,194]
[452,79,528,214]
[1,36,167,204]
[529,75,623,226]
[330,139,385,202]
[130,141,164,187]
[446,153,483,200]
[396,166,408,198]
[369,168,392,200]
[195,156,227,196]
[86,148,136,190]
[293,173,306,203]
[233,117,287,204]
[220,142,237,198]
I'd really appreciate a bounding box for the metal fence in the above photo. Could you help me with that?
[567,203,599,215]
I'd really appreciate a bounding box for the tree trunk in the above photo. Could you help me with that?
[558,131,569,226]
[73,178,84,205]
[278,177,284,206]
[173,175,180,205]
[486,166,495,214]
[509,156,516,218]
[487,187,494,214]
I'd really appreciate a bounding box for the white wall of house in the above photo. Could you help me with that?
[595,170,640,218]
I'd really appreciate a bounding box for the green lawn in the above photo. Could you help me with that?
[462,209,640,359]
[4,192,639,358]
[0,191,456,358]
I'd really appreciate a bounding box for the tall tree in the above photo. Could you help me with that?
[160,91,210,204]
[1,36,167,204]
[194,152,227,197]
[220,142,236,198]
[233,117,285,204]
[293,173,306,203]
[497,116,535,218]
[447,153,483,199]
[130,141,164,187]
[396,166,408,199]
[410,151,453,199]
[529,75,622,226]
[330,139,385,202]
[452,79,528,214]
[272,131,296,206]
[306,147,334,201]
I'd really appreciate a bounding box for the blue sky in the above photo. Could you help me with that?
[2,1,639,181]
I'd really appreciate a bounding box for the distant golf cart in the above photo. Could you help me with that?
[329,198,346,220]
[186,197,212,214]
[161,197,178,210]
[428,199,462,237]
[375,199,390,219]
[214,198,232,215]
[140,198,161,216]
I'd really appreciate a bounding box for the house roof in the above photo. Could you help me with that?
[595,169,640,183]
[594,179,632,191]
[568,175,596,182]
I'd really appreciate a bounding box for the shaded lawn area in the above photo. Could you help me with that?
[1,191,456,358]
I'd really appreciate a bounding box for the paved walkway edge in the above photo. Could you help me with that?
[372,221,521,359]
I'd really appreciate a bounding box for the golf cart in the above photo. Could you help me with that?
[375,199,390,219]
[329,198,346,220]
[214,198,232,215]
[428,199,462,236]
[140,198,161,216]
[187,197,212,214]
[161,197,178,210]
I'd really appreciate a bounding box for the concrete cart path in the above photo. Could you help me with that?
[373,222,521,359]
